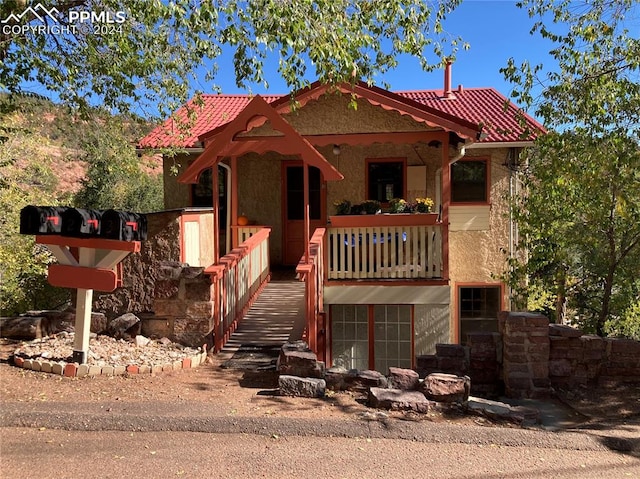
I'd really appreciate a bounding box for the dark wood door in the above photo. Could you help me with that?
[283,162,325,265]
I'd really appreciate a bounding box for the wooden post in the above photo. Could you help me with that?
[212,164,220,264]
[230,156,239,248]
[73,248,95,364]
[303,164,310,263]
[441,134,450,282]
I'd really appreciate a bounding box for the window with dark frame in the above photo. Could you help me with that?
[451,159,488,203]
[458,286,501,342]
[367,160,404,203]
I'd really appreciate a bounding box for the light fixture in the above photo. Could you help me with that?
[332,144,341,156]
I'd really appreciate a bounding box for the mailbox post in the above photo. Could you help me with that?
[21,206,145,364]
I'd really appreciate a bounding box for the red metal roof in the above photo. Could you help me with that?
[139,86,543,148]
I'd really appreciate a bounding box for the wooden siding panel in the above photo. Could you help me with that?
[449,205,490,231]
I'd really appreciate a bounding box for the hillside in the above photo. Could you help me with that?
[0,93,163,316]
[0,93,160,198]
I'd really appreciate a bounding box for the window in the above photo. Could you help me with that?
[367,159,405,203]
[451,159,488,203]
[458,285,501,343]
[191,167,227,227]
[331,304,413,370]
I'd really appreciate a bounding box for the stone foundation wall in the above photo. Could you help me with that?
[417,311,640,399]
[151,263,215,348]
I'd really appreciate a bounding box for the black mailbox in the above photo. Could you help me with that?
[20,206,69,235]
[61,208,103,237]
[100,209,147,241]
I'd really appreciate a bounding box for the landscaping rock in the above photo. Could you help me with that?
[277,341,324,378]
[388,367,419,390]
[368,387,431,413]
[345,369,388,390]
[420,373,471,403]
[278,375,326,398]
[107,313,141,340]
[466,396,540,426]
[325,366,348,391]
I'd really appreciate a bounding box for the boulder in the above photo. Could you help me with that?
[344,369,388,391]
[277,341,324,378]
[325,366,348,391]
[368,387,431,413]
[278,375,326,398]
[107,313,141,340]
[388,367,420,390]
[420,373,471,403]
[466,397,540,426]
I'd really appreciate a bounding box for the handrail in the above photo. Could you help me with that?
[296,228,326,360]
[204,227,271,352]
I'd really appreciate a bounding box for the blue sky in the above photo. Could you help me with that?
[209,1,557,103]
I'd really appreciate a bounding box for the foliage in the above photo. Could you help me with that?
[0,0,466,117]
[0,127,69,314]
[0,94,160,315]
[413,197,434,213]
[72,116,163,213]
[502,0,640,336]
[333,199,351,216]
[605,300,640,341]
[389,198,410,213]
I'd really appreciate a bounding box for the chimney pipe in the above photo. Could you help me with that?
[443,61,455,100]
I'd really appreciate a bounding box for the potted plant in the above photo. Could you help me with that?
[413,197,434,213]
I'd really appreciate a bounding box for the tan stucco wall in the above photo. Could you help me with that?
[163,153,195,209]
[448,147,514,340]
[236,153,284,263]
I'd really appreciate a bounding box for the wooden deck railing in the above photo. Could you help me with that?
[205,227,271,352]
[327,224,443,280]
[296,228,326,361]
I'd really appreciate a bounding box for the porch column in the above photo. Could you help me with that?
[441,133,450,281]
[303,163,310,263]
[212,162,220,264]
[230,156,239,248]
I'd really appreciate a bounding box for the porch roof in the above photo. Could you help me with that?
[139,82,542,149]
[178,95,344,184]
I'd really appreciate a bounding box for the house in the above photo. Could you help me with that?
[138,65,543,372]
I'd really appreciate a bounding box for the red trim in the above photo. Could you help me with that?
[454,282,505,344]
[35,235,141,253]
[48,264,118,292]
[329,213,439,227]
[440,133,450,280]
[365,157,407,205]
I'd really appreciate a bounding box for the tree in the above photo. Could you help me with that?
[72,115,163,213]
[503,0,640,336]
[1,0,466,116]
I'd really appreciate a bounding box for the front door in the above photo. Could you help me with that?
[283,162,325,265]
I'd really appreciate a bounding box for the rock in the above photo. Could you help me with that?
[466,396,540,426]
[278,375,326,398]
[549,324,583,338]
[325,366,348,391]
[368,387,431,413]
[277,341,324,378]
[388,367,419,390]
[344,369,388,391]
[135,335,150,347]
[90,312,108,334]
[420,373,471,403]
[107,313,141,340]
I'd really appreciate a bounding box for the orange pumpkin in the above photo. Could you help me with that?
[237,215,249,226]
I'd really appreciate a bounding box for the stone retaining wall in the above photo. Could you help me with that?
[417,311,640,399]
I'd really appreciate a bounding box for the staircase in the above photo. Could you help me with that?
[218,278,306,368]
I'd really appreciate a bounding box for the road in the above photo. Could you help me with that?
[3,424,639,479]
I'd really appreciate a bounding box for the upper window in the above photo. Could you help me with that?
[367,159,406,203]
[451,159,488,203]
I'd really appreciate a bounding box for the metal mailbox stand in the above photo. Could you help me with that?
[35,235,141,364]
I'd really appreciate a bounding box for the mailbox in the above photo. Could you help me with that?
[20,205,69,235]
[61,208,103,237]
[100,209,148,241]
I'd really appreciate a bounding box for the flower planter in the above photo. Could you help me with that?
[329,213,439,227]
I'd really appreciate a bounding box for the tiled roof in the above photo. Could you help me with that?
[139,86,543,148]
